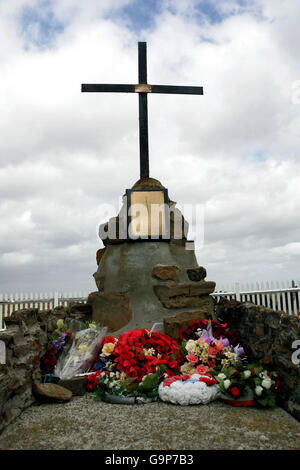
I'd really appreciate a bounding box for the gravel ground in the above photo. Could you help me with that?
[0,395,300,450]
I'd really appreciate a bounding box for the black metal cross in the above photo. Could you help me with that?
[82,42,203,179]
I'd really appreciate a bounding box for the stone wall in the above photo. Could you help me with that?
[0,303,92,433]
[1,298,299,433]
[216,298,300,421]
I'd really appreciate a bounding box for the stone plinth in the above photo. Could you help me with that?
[91,177,216,334]
[91,241,215,334]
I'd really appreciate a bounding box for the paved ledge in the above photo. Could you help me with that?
[0,396,300,450]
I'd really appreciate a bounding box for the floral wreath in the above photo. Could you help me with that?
[113,328,183,383]
[158,373,220,405]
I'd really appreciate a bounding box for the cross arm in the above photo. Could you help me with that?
[81,83,203,95]
[81,84,135,93]
[151,85,203,95]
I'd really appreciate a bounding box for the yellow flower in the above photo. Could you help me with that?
[89,323,96,329]
[180,362,196,376]
[57,319,64,329]
[102,342,115,357]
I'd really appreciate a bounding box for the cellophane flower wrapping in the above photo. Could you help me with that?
[54,326,107,380]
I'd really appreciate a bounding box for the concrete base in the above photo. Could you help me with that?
[93,241,214,335]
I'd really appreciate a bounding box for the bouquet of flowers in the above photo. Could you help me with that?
[212,363,279,407]
[87,364,166,401]
[41,319,73,374]
[54,324,107,380]
[247,363,279,407]
[86,329,183,400]
[90,335,118,373]
[180,322,245,375]
[211,364,254,403]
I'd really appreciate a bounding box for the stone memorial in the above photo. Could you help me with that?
[81,42,215,334]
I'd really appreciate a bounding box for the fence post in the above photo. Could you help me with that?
[54,292,59,308]
[235,282,241,302]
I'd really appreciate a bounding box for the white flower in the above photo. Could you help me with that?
[217,373,226,380]
[262,379,272,389]
[158,374,220,405]
[243,370,251,379]
[255,385,263,396]
[186,340,197,353]
[223,379,231,390]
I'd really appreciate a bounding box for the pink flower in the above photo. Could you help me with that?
[213,340,224,352]
[196,365,210,376]
[208,346,217,358]
[186,353,198,365]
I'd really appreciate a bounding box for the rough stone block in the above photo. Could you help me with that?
[91,293,132,332]
[187,266,207,282]
[189,281,216,296]
[152,265,180,281]
[163,311,209,340]
[154,283,215,310]
[33,382,72,403]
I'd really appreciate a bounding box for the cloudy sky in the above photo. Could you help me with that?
[0,0,300,295]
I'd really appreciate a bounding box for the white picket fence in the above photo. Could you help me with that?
[0,292,88,329]
[0,280,299,329]
[213,280,300,317]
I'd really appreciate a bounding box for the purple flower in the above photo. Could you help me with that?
[200,329,213,344]
[234,344,245,358]
[219,337,230,348]
[52,339,63,350]
[59,333,67,341]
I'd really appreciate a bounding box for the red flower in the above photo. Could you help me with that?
[231,386,240,397]
[102,336,116,346]
[41,347,58,373]
[113,329,183,384]
[199,376,217,386]
[178,319,229,342]
[86,371,101,391]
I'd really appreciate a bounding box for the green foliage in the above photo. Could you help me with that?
[138,372,159,392]
[179,340,188,358]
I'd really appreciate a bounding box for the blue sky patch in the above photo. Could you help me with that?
[107,0,260,34]
[20,1,64,48]
[107,0,163,34]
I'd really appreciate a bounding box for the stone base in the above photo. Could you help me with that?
[93,241,215,334]
[163,311,208,340]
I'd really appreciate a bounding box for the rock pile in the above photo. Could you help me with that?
[216,298,300,421]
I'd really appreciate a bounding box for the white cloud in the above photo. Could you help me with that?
[0,0,299,293]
